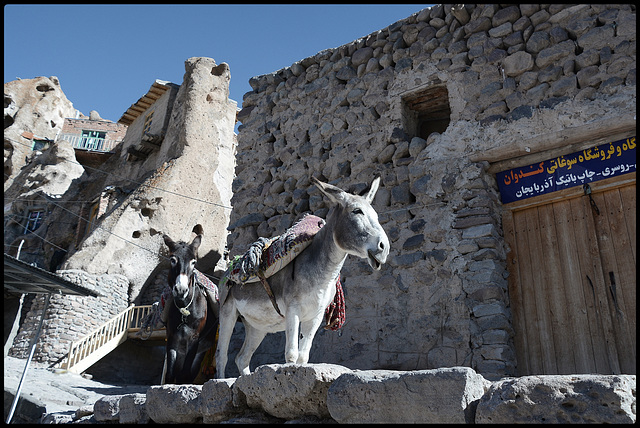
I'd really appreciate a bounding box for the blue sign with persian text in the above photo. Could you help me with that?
[497,136,636,204]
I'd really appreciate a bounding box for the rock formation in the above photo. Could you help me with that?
[60,57,237,298]
[3,138,85,268]
[4,76,80,189]
[5,58,238,370]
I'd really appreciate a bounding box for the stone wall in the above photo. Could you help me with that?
[226,4,636,379]
[8,270,128,365]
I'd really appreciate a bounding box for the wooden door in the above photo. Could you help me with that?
[503,175,636,375]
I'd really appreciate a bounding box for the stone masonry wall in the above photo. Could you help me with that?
[227,4,636,379]
[8,270,128,366]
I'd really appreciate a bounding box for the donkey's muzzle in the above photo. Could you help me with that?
[367,233,389,270]
[367,250,387,270]
[173,273,190,299]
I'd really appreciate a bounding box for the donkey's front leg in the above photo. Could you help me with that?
[297,314,324,363]
[165,348,177,384]
[215,300,237,379]
[284,311,301,363]
[236,323,267,376]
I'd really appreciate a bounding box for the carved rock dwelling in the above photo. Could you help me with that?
[5,58,237,380]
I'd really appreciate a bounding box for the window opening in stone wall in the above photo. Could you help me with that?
[24,209,45,234]
[142,111,154,136]
[31,139,51,151]
[403,85,451,141]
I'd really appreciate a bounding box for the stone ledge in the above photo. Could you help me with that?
[45,364,635,424]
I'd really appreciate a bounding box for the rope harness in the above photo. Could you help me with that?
[139,269,218,339]
[174,275,195,322]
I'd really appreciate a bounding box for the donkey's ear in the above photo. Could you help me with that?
[192,224,204,236]
[163,234,177,252]
[312,176,347,205]
[365,176,381,203]
[190,234,202,251]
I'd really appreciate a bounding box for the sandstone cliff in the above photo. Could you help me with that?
[4,76,80,190]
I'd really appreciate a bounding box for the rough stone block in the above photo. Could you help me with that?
[74,404,94,420]
[327,367,491,423]
[535,40,576,69]
[577,24,616,50]
[118,393,149,424]
[201,378,239,423]
[146,384,203,424]
[93,394,122,422]
[232,363,352,419]
[492,5,521,27]
[476,374,636,424]
[462,224,496,239]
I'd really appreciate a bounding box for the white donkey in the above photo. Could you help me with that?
[215,176,390,378]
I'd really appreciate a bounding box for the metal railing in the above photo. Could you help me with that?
[63,304,163,373]
[56,133,121,153]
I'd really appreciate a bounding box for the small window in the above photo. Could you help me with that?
[24,210,45,234]
[403,85,451,140]
[32,139,51,151]
[142,111,154,135]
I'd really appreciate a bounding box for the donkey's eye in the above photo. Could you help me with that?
[352,208,364,215]
[190,260,196,268]
[170,257,177,266]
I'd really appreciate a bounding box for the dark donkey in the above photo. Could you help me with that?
[162,227,219,384]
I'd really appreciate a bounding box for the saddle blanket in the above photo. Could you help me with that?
[223,214,326,285]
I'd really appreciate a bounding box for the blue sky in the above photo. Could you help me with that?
[4,4,432,123]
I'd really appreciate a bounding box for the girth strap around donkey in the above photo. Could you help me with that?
[257,269,283,316]
[220,213,345,329]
